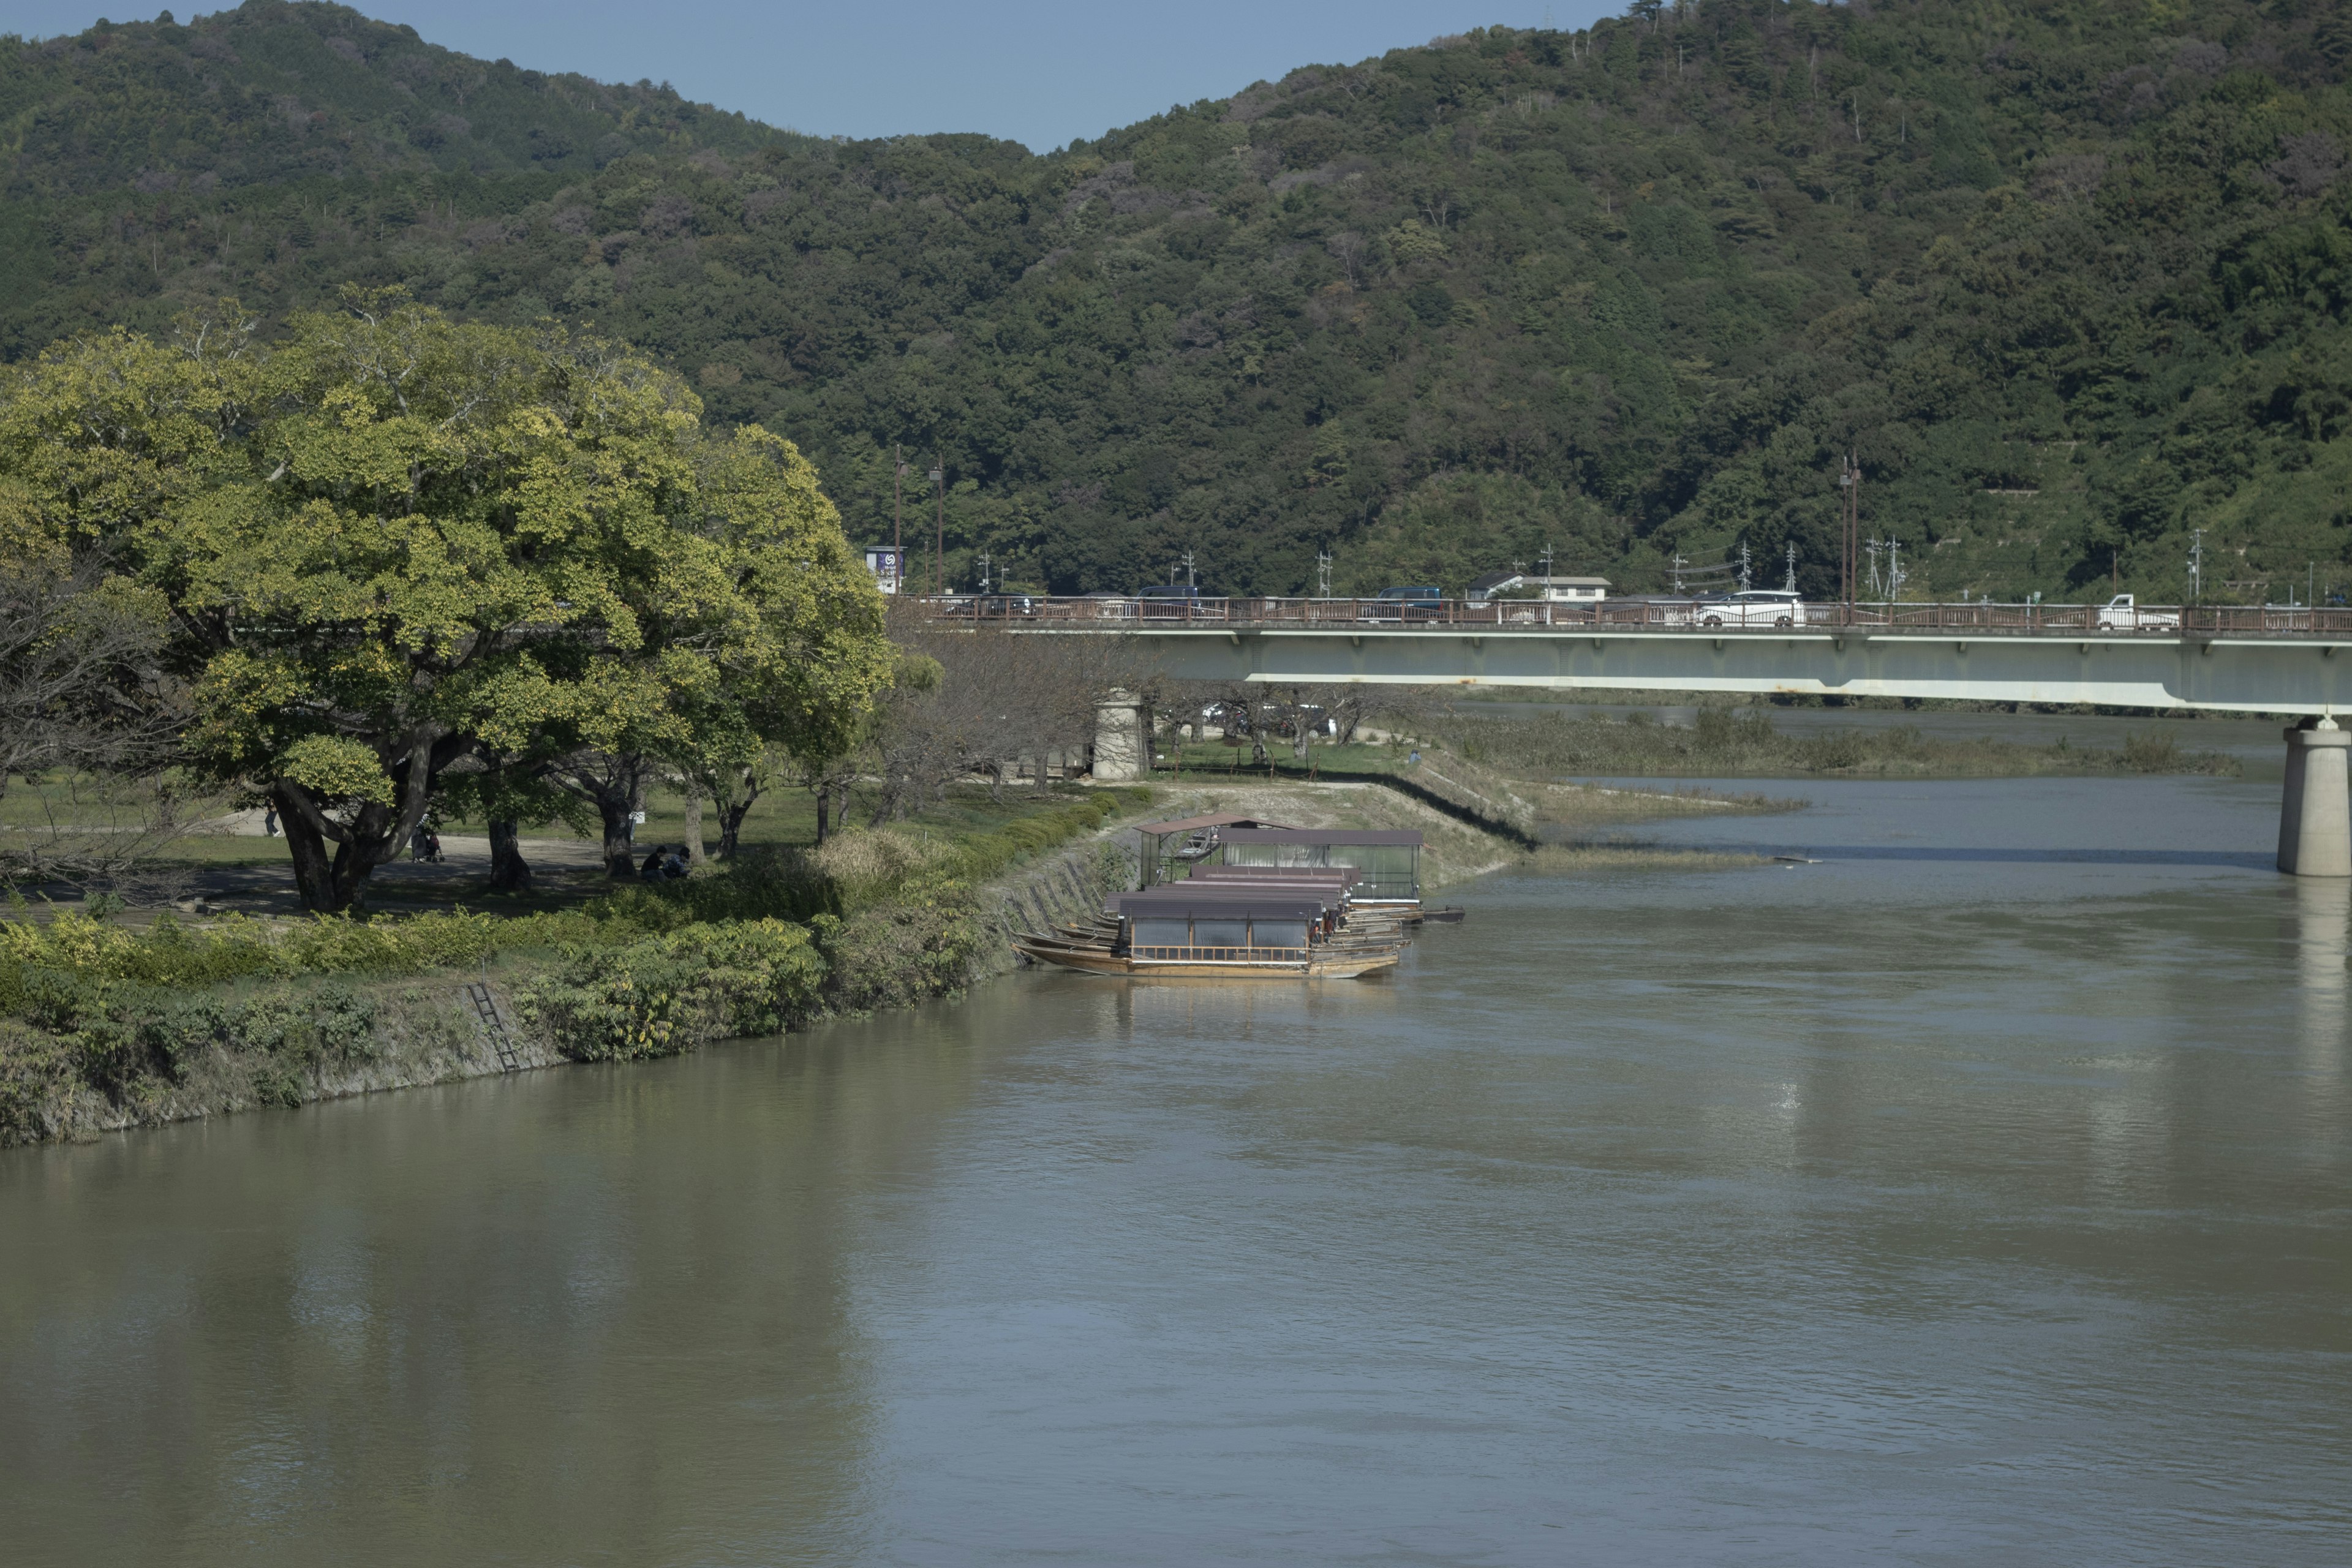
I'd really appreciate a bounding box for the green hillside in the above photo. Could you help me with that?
[7,0,2351,602]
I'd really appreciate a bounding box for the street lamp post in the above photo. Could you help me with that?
[930,458,945,595]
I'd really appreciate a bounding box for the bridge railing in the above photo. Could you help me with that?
[898,596,2352,638]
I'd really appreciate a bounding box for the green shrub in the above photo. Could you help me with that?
[279,910,504,973]
[0,1022,76,1144]
[515,918,826,1061]
[812,873,986,1016]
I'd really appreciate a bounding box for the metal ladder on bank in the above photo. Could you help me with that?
[464,979,521,1072]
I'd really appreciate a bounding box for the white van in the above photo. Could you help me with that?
[1691,590,1806,628]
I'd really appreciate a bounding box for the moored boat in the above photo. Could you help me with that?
[1012,888,1403,979]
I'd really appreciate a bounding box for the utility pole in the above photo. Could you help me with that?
[1672,552,1687,594]
[1839,453,1860,623]
[1316,548,1333,598]
[1539,541,1555,581]
[1182,550,1197,589]
[892,444,905,594]
[1736,541,1752,592]
[930,456,945,594]
[2188,528,2204,605]
[1784,541,1799,594]
[976,551,992,595]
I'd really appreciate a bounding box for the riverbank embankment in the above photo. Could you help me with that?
[0,763,1777,1148]
[1,787,1157,1146]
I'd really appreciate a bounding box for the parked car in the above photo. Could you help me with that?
[1692,589,1807,628]
[2095,594,2179,631]
[1360,585,1446,623]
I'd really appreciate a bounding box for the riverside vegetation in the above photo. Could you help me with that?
[6,1,2351,600]
[1428,705,2242,777]
[0,788,1148,1146]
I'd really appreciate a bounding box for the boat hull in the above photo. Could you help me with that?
[1012,937,1398,979]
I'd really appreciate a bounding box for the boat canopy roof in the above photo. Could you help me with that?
[1112,892,1329,921]
[1216,827,1423,847]
[1131,812,1298,837]
[1148,880,1349,910]
[1189,865,1361,884]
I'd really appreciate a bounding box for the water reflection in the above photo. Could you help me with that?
[2297,876,2350,1121]
[0,1028,993,1565]
[3,773,2350,1564]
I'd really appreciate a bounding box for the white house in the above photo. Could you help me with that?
[1466,573,1611,605]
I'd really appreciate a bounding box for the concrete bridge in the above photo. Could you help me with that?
[906,595,2352,876]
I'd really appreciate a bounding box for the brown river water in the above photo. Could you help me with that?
[2,766,2346,1564]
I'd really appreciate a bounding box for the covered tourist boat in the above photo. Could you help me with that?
[1011,885,1403,979]
[1210,828,1425,912]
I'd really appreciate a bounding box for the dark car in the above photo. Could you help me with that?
[942,593,1039,618]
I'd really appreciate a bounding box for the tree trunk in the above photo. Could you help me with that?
[814,783,831,846]
[276,790,338,911]
[682,790,705,865]
[599,797,636,877]
[273,784,396,913]
[487,820,532,893]
[717,801,751,859]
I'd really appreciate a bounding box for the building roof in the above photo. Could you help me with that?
[1217,827,1423,847]
[1132,812,1296,837]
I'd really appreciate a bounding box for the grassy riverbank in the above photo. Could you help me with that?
[1,753,1809,1150]
[1425,708,2241,780]
[0,786,1151,1147]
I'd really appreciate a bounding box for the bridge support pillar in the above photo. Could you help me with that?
[2278,718,2352,877]
[1091,690,1144,782]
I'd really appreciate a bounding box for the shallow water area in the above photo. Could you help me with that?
[2,763,2348,1565]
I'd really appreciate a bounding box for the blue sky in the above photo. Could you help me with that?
[15,1,1619,149]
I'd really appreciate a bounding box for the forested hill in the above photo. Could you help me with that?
[7,1,2352,603]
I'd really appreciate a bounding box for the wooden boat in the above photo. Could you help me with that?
[1012,889,1402,979]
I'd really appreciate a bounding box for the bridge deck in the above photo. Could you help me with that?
[902,597,2352,714]
[903,595,2352,640]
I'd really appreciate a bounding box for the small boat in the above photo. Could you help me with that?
[1013,888,1403,979]
[1418,906,1468,924]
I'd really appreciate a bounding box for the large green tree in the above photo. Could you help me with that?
[0,292,892,910]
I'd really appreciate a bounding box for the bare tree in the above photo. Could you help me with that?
[861,616,1149,821]
[0,568,208,895]
[1325,230,1367,287]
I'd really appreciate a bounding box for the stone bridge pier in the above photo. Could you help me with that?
[1091,690,1145,783]
[2279,718,2352,877]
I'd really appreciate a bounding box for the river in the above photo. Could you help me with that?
[3,764,2347,1564]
